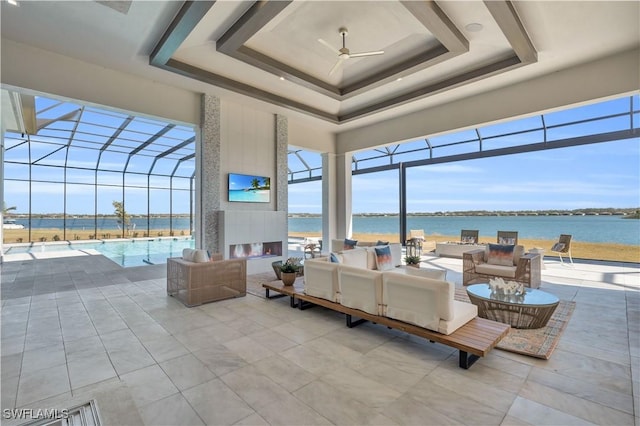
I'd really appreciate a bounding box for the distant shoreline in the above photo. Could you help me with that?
[290,208,639,218]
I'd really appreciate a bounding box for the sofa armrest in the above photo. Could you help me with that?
[463,248,485,264]
[515,252,541,289]
[462,249,485,286]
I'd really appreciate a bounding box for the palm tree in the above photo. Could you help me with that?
[112,200,131,236]
[251,178,260,190]
[3,202,17,215]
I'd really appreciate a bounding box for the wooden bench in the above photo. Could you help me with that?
[262,280,510,369]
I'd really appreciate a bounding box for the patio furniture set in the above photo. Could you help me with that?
[165,232,568,369]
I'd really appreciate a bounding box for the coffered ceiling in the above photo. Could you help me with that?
[1,1,639,131]
[155,0,535,123]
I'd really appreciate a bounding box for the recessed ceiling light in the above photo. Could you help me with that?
[396,77,403,82]
[465,23,483,32]
[279,76,285,81]
[7,0,19,6]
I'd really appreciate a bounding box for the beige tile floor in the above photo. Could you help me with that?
[1,252,638,425]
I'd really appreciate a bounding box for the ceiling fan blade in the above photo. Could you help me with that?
[328,58,345,76]
[318,38,338,54]
[349,50,385,58]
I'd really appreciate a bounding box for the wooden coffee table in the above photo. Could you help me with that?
[466,284,559,329]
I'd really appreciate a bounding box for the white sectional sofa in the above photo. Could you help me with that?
[304,244,478,335]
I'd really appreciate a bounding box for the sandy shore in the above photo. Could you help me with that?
[3,228,191,243]
[3,228,638,263]
[290,232,640,263]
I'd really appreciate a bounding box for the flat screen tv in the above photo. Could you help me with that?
[228,173,271,203]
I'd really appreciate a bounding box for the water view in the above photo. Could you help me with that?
[289,214,640,245]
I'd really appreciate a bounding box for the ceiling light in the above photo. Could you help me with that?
[396,77,403,82]
[279,76,285,81]
[7,0,19,6]
[465,23,483,32]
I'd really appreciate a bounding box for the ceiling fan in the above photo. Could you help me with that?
[318,27,385,76]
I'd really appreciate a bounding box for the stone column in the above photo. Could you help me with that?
[199,94,221,253]
[275,115,288,213]
[275,115,288,256]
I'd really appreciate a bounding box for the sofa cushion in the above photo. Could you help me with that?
[498,236,517,245]
[381,273,455,331]
[182,248,195,262]
[512,245,525,265]
[344,238,358,250]
[475,263,517,278]
[438,301,478,335]
[338,265,383,315]
[486,244,515,266]
[340,248,368,269]
[304,258,340,302]
[330,252,341,263]
[389,266,447,281]
[192,249,210,263]
[374,246,394,271]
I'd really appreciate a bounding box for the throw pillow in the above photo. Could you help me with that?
[498,237,516,245]
[182,248,195,261]
[343,238,358,250]
[551,242,565,252]
[376,240,389,246]
[374,246,394,271]
[192,249,210,263]
[487,244,515,266]
[330,252,340,263]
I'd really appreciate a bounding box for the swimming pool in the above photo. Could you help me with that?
[4,237,195,267]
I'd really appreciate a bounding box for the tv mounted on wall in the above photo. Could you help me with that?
[228,173,271,203]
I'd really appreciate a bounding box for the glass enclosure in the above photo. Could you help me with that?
[3,96,195,243]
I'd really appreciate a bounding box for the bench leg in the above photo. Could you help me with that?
[346,314,367,328]
[459,351,480,369]
[265,289,287,300]
[297,299,316,310]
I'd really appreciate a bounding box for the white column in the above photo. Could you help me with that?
[321,153,337,249]
[335,152,353,239]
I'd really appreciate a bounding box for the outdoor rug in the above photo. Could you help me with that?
[454,287,575,359]
[246,273,575,360]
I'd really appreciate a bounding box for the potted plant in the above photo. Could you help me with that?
[279,257,302,286]
[404,255,421,268]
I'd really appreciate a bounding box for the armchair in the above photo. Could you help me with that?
[463,245,541,289]
[497,231,518,245]
[461,229,479,244]
[167,256,247,307]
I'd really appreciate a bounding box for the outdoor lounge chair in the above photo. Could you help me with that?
[550,234,574,265]
[497,231,518,245]
[461,229,479,244]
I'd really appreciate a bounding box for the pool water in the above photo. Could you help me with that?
[4,237,195,267]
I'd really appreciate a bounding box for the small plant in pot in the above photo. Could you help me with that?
[404,255,421,268]
[279,257,302,286]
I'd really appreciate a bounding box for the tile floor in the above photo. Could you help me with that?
[1,253,638,425]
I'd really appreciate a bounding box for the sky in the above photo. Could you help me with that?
[3,95,640,215]
[288,137,640,214]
